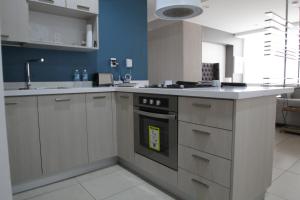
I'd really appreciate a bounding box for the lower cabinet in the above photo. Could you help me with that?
[116,93,134,163]
[86,93,115,163]
[5,97,42,185]
[38,94,89,175]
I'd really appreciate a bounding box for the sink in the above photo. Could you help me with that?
[18,87,72,90]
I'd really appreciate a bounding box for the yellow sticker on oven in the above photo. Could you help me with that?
[148,126,161,152]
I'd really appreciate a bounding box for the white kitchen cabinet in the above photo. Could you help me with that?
[5,97,42,185]
[38,94,89,175]
[66,0,99,14]
[116,93,134,163]
[0,0,29,43]
[28,0,66,8]
[86,93,116,163]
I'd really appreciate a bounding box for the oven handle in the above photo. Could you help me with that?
[134,109,177,120]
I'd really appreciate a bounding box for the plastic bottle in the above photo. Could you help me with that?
[82,69,88,82]
[73,69,81,87]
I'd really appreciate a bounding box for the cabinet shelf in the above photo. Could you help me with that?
[26,41,98,52]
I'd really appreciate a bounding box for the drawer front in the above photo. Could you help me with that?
[179,97,233,130]
[179,169,230,200]
[179,121,232,159]
[179,145,231,187]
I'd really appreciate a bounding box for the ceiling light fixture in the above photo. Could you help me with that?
[155,0,203,20]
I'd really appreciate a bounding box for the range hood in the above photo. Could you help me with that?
[155,0,203,20]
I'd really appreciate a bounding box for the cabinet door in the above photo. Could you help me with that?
[0,0,29,43]
[116,93,134,163]
[86,93,115,163]
[5,97,42,185]
[66,0,99,14]
[28,0,66,7]
[38,94,88,175]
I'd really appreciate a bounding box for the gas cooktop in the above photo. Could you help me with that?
[146,81,215,89]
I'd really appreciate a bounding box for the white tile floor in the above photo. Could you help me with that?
[13,129,300,200]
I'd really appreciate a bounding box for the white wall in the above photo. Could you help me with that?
[0,15,13,200]
[202,42,226,81]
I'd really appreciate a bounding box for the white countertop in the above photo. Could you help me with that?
[4,86,294,100]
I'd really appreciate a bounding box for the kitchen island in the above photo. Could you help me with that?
[4,86,293,200]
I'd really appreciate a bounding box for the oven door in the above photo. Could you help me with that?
[134,109,178,170]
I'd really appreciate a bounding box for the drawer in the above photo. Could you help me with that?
[179,97,233,130]
[67,0,98,14]
[179,145,231,187]
[179,121,232,159]
[29,0,66,7]
[178,169,230,200]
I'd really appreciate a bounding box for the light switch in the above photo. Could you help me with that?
[126,59,133,68]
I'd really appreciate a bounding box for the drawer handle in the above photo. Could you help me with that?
[55,98,71,102]
[93,96,106,99]
[192,129,211,135]
[5,103,18,106]
[38,0,55,4]
[1,34,9,38]
[120,95,129,99]
[77,5,90,11]
[192,103,211,109]
[191,178,210,188]
[192,154,210,162]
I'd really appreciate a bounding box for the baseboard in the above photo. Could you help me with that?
[13,157,118,194]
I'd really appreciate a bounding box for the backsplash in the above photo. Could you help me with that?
[1,0,148,82]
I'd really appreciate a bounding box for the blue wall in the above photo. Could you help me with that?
[2,0,148,82]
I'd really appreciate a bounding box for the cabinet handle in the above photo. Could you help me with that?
[191,178,210,188]
[192,154,210,162]
[192,103,211,109]
[192,129,211,135]
[38,0,55,4]
[55,98,71,102]
[77,5,90,11]
[93,96,106,99]
[5,103,17,106]
[1,34,9,38]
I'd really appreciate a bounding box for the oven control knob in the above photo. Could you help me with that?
[143,99,148,104]
[149,99,154,105]
[156,100,161,106]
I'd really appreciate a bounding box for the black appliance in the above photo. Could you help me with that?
[134,94,178,170]
[146,81,214,89]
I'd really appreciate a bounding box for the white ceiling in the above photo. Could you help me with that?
[147,0,300,34]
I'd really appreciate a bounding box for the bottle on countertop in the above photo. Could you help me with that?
[73,69,81,87]
[82,68,88,82]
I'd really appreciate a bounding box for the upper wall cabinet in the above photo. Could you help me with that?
[1,0,99,51]
[0,0,29,43]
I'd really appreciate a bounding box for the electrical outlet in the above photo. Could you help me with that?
[110,58,119,68]
[126,58,133,68]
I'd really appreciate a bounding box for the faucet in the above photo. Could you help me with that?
[25,58,44,89]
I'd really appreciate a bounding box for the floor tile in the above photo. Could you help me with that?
[273,150,299,170]
[28,184,94,200]
[104,184,174,200]
[13,178,78,200]
[275,130,290,146]
[76,165,124,183]
[80,170,142,200]
[272,168,285,181]
[268,171,300,200]
[288,160,300,175]
[265,193,286,200]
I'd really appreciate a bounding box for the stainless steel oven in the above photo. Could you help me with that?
[134,94,178,170]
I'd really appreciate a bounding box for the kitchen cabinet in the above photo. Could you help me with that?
[0,0,29,43]
[5,97,42,185]
[66,0,99,14]
[86,93,116,163]
[116,93,134,163]
[38,94,88,175]
[28,0,66,8]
